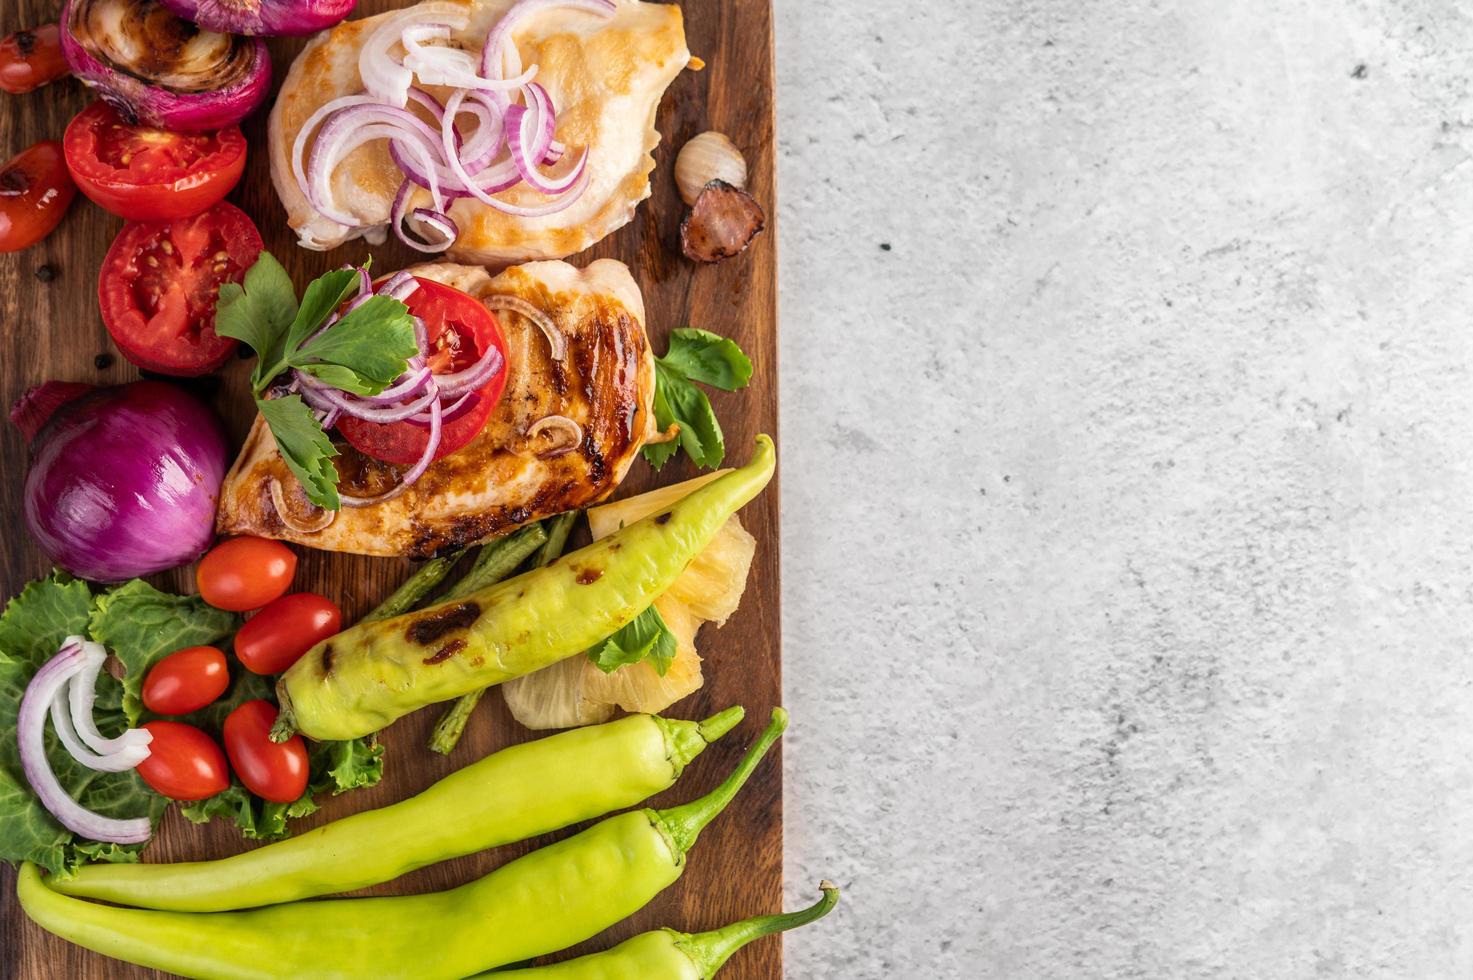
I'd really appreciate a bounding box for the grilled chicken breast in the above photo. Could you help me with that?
[215,259,656,558]
[269,0,689,264]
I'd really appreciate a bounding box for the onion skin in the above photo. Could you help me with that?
[158,0,358,37]
[20,381,228,583]
[60,0,271,132]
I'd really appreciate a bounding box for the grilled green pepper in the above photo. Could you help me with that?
[277,436,776,741]
[18,710,786,980]
[52,708,743,912]
[488,882,840,979]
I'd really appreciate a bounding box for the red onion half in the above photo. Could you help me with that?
[159,0,358,37]
[61,0,271,132]
[15,381,228,583]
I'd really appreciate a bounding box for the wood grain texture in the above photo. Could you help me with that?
[0,1,780,977]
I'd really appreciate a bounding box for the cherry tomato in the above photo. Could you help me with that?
[136,721,230,801]
[0,25,68,95]
[223,700,308,803]
[63,101,246,221]
[235,593,342,676]
[141,646,230,716]
[337,278,507,465]
[98,201,263,376]
[196,537,298,612]
[0,141,75,253]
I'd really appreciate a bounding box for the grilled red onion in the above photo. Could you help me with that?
[61,0,270,132]
[270,477,336,533]
[159,0,357,37]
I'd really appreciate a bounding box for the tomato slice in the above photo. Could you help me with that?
[99,202,263,377]
[337,277,508,466]
[0,25,68,95]
[0,141,75,253]
[63,101,246,221]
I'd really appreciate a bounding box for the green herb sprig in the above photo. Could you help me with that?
[215,254,419,510]
[587,603,678,676]
[643,328,753,471]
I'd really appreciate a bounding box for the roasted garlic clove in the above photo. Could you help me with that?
[675,131,748,206]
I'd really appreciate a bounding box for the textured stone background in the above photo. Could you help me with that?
[776,1,1473,976]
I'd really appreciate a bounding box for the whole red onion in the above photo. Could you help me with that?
[60,0,270,133]
[159,0,358,37]
[15,381,228,583]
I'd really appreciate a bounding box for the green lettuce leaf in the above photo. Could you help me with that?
[0,574,165,877]
[88,579,238,725]
[588,603,677,677]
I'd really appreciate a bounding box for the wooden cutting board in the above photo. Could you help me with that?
[0,1,781,976]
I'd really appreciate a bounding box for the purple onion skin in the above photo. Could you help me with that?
[23,381,228,583]
[158,0,358,36]
[60,0,271,133]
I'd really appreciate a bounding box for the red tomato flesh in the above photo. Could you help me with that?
[0,141,75,253]
[142,646,230,716]
[99,202,262,376]
[0,25,68,95]
[223,700,308,803]
[136,721,230,801]
[196,537,297,612]
[63,101,246,221]
[235,593,342,676]
[337,277,507,466]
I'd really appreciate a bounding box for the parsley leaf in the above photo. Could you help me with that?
[291,295,419,395]
[588,604,678,676]
[215,253,298,391]
[642,328,752,471]
[258,395,341,511]
[661,328,753,390]
[215,254,419,510]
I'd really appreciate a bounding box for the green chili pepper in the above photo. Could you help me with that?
[19,709,786,980]
[51,708,743,913]
[487,881,840,979]
[277,436,776,742]
[430,513,579,754]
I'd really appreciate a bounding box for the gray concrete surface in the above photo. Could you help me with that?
[776,1,1473,976]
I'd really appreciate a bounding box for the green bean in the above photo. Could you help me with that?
[20,709,786,979]
[441,524,548,602]
[487,882,840,979]
[361,550,467,624]
[430,512,579,754]
[52,708,744,912]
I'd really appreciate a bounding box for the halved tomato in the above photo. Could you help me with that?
[99,202,263,376]
[0,141,75,253]
[337,277,508,466]
[63,101,246,221]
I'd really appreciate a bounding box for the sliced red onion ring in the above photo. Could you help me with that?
[506,103,587,195]
[391,179,460,251]
[19,641,153,843]
[526,414,584,458]
[67,639,150,756]
[377,270,420,301]
[484,293,567,361]
[50,695,150,772]
[434,343,505,397]
[341,396,443,507]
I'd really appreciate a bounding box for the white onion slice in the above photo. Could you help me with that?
[50,692,150,773]
[18,642,152,844]
[484,294,567,361]
[66,638,150,756]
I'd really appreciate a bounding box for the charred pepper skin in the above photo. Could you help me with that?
[18,710,788,980]
[487,882,841,979]
[277,435,777,742]
[52,708,745,913]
